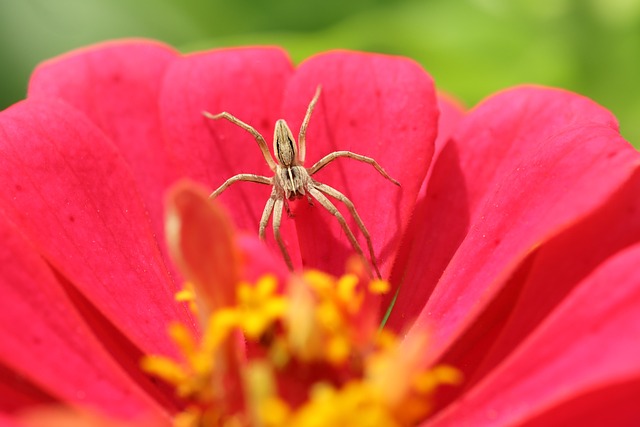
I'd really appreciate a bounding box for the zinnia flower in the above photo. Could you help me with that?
[1,40,639,426]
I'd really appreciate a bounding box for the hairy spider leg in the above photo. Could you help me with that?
[314,182,381,278]
[272,198,294,270]
[309,151,400,186]
[258,190,294,270]
[209,174,272,199]
[298,86,322,165]
[307,186,377,278]
[259,189,277,241]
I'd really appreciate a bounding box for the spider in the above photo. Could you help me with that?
[203,86,399,278]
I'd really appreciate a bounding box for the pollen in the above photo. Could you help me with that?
[143,268,460,426]
[175,281,198,314]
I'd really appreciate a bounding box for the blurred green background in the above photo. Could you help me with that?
[1,0,639,145]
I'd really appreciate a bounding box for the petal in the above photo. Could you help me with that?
[281,51,438,276]
[386,93,465,329]
[0,218,164,419]
[433,93,466,153]
[18,406,169,427]
[454,86,619,218]
[434,170,640,405]
[166,181,240,312]
[166,181,290,311]
[0,363,55,413]
[237,233,290,285]
[28,40,179,280]
[164,181,290,412]
[426,242,640,427]
[405,87,639,353]
[159,47,297,264]
[0,414,23,427]
[0,98,192,357]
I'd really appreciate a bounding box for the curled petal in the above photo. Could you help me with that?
[165,181,240,314]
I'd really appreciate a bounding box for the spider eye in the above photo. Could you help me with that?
[274,119,298,167]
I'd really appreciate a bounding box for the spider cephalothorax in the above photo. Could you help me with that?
[203,86,399,278]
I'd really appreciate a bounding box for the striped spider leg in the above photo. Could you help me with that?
[203,86,399,278]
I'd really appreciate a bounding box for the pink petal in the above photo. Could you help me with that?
[0,363,55,413]
[0,414,24,427]
[454,86,619,218]
[426,242,640,427]
[159,47,297,265]
[237,233,290,285]
[28,40,179,280]
[405,87,638,354]
[166,181,241,312]
[434,170,640,406]
[386,93,466,329]
[17,406,170,427]
[0,219,165,419]
[433,93,466,152]
[281,51,438,276]
[0,98,192,357]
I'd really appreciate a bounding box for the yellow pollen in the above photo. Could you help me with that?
[143,270,459,427]
[175,282,198,314]
[369,279,391,294]
[336,273,363,313]
[413,365,463,393]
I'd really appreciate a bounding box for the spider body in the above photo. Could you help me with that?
[276,165,310,200]
[203,86,399,278]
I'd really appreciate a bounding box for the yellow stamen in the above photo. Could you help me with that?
[140,355,187,387]
[175,282,198,314]
[369,279,391,294]
[143,270,459,427]
[414,365,463,393]
[336,273,363,313]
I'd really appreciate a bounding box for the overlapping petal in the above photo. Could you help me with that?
[28,41,179,263]
[393,88,639,350]
[427,242,640,427]
[0,39,638,426]
[435,170,640,398]
[0,97,191,357]
[0,218,167,419]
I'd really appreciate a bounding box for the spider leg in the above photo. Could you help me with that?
[273,198,294,270]
[308,151,400,186]
[203,111,278,172]
[298,86,322,165]
[313,183,381,279]
[259,189,277,241]
[210,174,272,199]
[307,187,378,279]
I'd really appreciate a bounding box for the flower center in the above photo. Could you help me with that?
[142,265,460,426]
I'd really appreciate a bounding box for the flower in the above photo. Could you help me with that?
[0,39,639,426]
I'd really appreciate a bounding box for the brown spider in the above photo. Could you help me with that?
[203,86,399,278]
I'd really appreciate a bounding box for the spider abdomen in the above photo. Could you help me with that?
[275,165,311,200]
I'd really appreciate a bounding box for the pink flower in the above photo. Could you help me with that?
[0,40,639,426]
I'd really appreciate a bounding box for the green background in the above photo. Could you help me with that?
[1,0,639,145]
